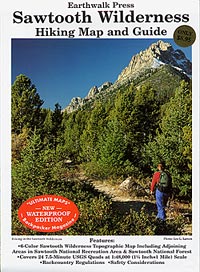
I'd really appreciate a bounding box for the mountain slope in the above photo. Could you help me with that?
[64,40,191,113]
[117,40,191,83]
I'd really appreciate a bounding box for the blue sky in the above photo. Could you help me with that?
[12,39,192,110]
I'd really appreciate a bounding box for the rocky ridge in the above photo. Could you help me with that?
[116,40,191,82]
[64,40,191,113]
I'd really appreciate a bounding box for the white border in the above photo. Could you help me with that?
[1,0,199,271]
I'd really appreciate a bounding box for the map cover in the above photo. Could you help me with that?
[0,0,199,271]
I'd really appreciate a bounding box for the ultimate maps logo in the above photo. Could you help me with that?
[18,195,79,232]
[12,3,190,38]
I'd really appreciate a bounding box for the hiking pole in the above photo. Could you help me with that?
[167,197,170,209]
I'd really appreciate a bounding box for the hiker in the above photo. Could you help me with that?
[150,162,172,221]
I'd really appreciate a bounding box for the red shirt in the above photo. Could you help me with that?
[151,171,161,192]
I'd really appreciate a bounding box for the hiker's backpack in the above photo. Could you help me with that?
[157,171,172,194]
